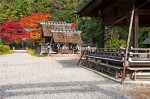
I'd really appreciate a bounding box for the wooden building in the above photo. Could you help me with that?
[77,0,150,48]
[39,22,82,54]
[77,0,150,83]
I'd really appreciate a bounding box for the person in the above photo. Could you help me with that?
[47,43,51,56]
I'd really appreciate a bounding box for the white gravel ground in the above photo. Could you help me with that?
[0,53,149,99]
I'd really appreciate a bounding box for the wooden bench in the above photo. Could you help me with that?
[82,48,150,80]
[82,54,123,78]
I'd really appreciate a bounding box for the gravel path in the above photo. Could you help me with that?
[0,53,149,99]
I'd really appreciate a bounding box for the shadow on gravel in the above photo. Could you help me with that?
[0,81,126,98]
[57,59,80,68]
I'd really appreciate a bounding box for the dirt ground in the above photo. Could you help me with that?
[124,88,150,99]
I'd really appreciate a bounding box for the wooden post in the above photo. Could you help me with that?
[121,5,135,84]
[77,51,85,65]
[133,14,139,48]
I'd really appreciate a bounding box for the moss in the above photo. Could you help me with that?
[28,49,45,57]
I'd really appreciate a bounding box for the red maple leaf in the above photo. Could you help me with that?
[0,21,30,44]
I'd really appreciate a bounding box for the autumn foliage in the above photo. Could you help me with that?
[20,13,51,40]
[0,21,29,44]
[71,22,77,29]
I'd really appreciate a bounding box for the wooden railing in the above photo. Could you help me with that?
[128,48,150,67]
[86,48,125,60]
[81,48,150,80]
[84,48,150,63]
[129,48,150,60]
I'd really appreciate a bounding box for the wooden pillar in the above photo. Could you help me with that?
[133,15,139,48]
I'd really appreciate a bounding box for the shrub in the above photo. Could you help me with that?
[105,39,126,48]
[0,45,13,55]
[0,45,10,52]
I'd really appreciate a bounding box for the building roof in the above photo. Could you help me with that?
[77,0,150,27]
[53,33,82,43]
[40,22,82,43]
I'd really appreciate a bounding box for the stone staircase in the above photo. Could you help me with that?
[13,50,28,53]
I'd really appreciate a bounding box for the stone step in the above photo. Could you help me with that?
[13,50,28,53]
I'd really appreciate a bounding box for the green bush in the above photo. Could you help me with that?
[0,45,13,55]
[0,45,10,52]
[105,39,126,48]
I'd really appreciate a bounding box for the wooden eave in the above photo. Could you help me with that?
[76,0,114,17]
[76,0,101,17]
[77,0,150,27]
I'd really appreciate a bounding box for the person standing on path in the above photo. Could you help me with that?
[47,43,51,56]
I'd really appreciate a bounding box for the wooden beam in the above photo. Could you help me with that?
[136,9,150,15]
[77,0,102,17]
[102,12,130,26]
[102,1,132,25]
[121,5,135,84]
[133,15,139,48]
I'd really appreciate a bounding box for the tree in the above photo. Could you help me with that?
[0,21,29,45]
[0,0,52,24]
[0,0,86,24]
[0,1,20,24]
[20,13,51,40]
[104,26,128,48]
[77,17,101,47]
[50,0,85,22]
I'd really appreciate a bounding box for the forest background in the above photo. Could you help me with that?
[0,0,150,48]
